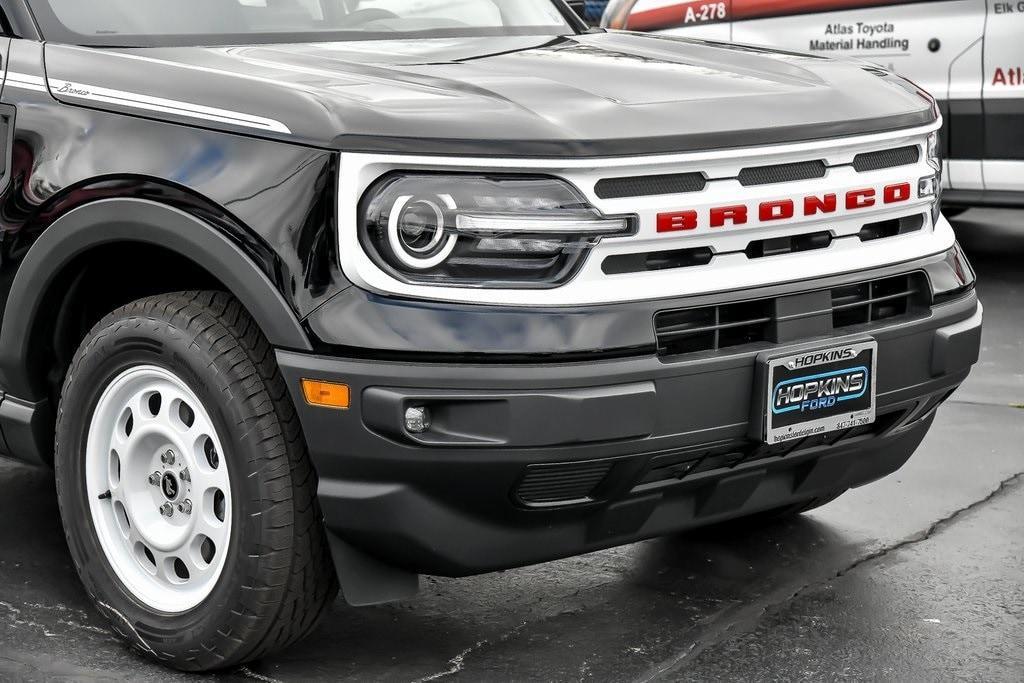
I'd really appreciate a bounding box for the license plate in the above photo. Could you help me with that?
[762,340,877,445]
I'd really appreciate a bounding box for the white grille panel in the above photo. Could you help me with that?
[338,121,950,306]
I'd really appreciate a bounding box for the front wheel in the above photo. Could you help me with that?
[55,292,337,671]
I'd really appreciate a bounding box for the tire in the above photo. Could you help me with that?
[55,291,338,671]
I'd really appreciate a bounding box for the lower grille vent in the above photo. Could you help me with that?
[655,273,929,357]
[516,461,612,506]
[831,273,924,328]
[656,300,773,356]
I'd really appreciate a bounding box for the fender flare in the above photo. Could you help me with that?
[0,197,313,400]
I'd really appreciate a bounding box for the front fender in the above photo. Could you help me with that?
[0,198,313,400]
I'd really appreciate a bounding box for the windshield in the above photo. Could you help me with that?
[28,0,579,47]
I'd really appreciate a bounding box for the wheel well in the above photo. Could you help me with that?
[35,242,225,404]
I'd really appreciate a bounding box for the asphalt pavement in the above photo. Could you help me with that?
[0,209,1021,682]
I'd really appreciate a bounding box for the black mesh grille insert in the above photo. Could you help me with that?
[594,172,706,199]
[738,160,827,186]
[654,273,929,358]
[516,461,612,506]
[852,145,920,172]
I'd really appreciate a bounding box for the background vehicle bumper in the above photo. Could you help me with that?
[278,293,981,577]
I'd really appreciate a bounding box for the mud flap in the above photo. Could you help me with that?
[326,531,420,607]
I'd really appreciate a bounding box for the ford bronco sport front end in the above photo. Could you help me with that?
[0,0,980,671]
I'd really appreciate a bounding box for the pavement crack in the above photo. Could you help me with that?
[0,600,58,638]
[831,471,1023,580]
[410,620,531,682]
[237,665,285,683]
[637,471,1024,682]
[412,639,489,683]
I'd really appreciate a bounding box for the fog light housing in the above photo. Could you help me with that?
[404,406,431,434]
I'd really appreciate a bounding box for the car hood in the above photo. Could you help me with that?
[43,31,936,156]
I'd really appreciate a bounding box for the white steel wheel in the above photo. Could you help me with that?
[85,364,231,613]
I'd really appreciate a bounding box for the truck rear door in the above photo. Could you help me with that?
[981,0,1024,194]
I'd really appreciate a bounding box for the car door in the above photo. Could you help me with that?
[981,0,1024,194]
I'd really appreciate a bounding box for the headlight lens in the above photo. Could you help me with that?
[359,174,635,288]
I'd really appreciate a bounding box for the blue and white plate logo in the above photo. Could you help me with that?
[772,366,869,415]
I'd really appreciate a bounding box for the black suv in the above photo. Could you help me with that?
[0,0,981,671]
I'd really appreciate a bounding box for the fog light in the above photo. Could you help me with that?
[405,406,430,434]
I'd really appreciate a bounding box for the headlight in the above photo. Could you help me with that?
[919,131,943,224]
[359,174,635,288]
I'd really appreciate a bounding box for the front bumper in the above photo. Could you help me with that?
[279,281,981,578]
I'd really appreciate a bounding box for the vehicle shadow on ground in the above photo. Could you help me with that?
[268,513,853,681]
[1,454,857,681]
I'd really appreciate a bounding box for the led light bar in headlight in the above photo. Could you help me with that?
[455,213,630,235]
[359,174,636,288]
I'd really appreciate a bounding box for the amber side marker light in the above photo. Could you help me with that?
[302,380,350,410]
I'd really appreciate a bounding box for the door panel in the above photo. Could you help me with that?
[982,0,1024,189]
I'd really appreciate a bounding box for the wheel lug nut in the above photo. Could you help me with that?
[161,450,176,466]
[178,499,193,515]
[180,468,191,484]
[148,472,161,486]
[160,503,174,517]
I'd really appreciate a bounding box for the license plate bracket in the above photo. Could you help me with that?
[754,340,877,445]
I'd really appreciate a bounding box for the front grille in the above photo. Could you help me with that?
[738,160,827,186]
[852,145,920,172]
[516,461,612,506]
[594,172,706,199]
[655,273,929,357]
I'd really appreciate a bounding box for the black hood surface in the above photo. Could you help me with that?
[43,31,937,156]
